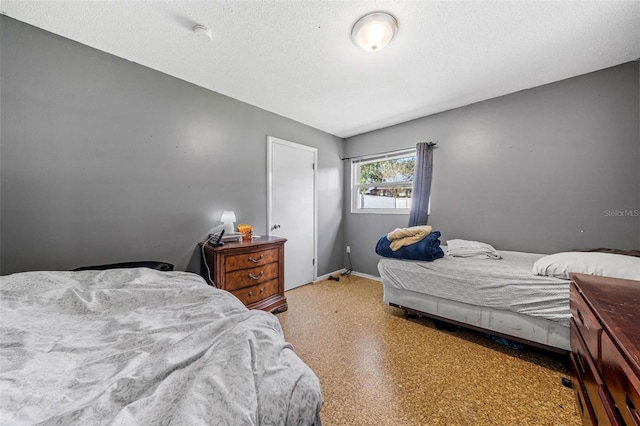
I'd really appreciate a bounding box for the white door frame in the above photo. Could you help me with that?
[267,136,318,283]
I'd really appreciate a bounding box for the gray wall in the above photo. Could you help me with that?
[344,62,640,276]
[3,16,638,279]
[0,16,344,275]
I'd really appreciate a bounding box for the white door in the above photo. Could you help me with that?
[268,136,317,290]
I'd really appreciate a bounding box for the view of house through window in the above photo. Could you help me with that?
[351,149,416,213]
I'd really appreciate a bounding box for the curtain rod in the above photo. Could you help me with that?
[341,142,437,161]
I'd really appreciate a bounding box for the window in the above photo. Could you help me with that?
[351,149,416,214]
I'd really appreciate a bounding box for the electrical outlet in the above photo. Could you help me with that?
[346,245,351,253]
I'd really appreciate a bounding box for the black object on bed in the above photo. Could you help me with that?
[72,261,174,272]
[375,231,444,261]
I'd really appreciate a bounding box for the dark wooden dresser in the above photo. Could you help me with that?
[199,236,288,313]
[569,273,640,425]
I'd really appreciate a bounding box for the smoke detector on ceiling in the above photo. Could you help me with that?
[193,25,212,40]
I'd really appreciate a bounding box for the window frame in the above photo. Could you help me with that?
[350,148,417,215]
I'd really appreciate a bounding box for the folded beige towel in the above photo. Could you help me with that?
[387,225,433,251]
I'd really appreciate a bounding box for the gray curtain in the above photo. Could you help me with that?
[408,142,436,226]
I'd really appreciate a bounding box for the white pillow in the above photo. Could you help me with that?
[446,239,501,259]
[532,252,640,281]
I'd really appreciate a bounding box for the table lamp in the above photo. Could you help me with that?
[221,211,236,235]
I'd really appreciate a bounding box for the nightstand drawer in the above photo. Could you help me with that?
[230,279,279,306]
[226,248,278,272]
[571,283,603,362]
[225,262,279,290]
[601,332,640,426]
[570,352,595,425]
[571,319,620,426]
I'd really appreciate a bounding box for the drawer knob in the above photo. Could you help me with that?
[248,291,253,296]
[248,254,264,263]
[249,271,264,280]
[260,288,264,293]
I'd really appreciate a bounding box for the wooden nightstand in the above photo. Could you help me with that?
[199,236,288,313]
[569,273,640,425]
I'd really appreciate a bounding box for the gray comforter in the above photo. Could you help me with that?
[0,269,322,425]
[379,249,571,325]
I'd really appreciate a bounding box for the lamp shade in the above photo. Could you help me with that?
[221,211,236,234]
[351,12,398,52]
[220,211,236,223]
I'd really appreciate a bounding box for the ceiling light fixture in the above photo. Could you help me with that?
[351,12,398,53]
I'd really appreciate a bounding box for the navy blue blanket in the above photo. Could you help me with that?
[375,231,444,261]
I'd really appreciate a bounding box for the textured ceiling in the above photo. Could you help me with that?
[2,1,639,138]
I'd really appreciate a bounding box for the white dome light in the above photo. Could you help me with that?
[351,12,398,52]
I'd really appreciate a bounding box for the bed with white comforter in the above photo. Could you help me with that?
[379,249,572,352]
[0,268,322,425]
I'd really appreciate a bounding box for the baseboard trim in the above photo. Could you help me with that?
[314,270,381,283]
[314,270,343,283]
[350,271,382,282]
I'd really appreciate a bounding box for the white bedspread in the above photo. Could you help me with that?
[378,249,571,326]
[0,269,322,425]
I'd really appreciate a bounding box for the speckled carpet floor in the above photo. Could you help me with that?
[277,275,580,426]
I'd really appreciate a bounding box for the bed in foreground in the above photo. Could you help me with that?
[379,249,572,353]
[0,268,322,425]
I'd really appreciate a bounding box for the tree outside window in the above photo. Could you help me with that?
[352,151,416,213]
